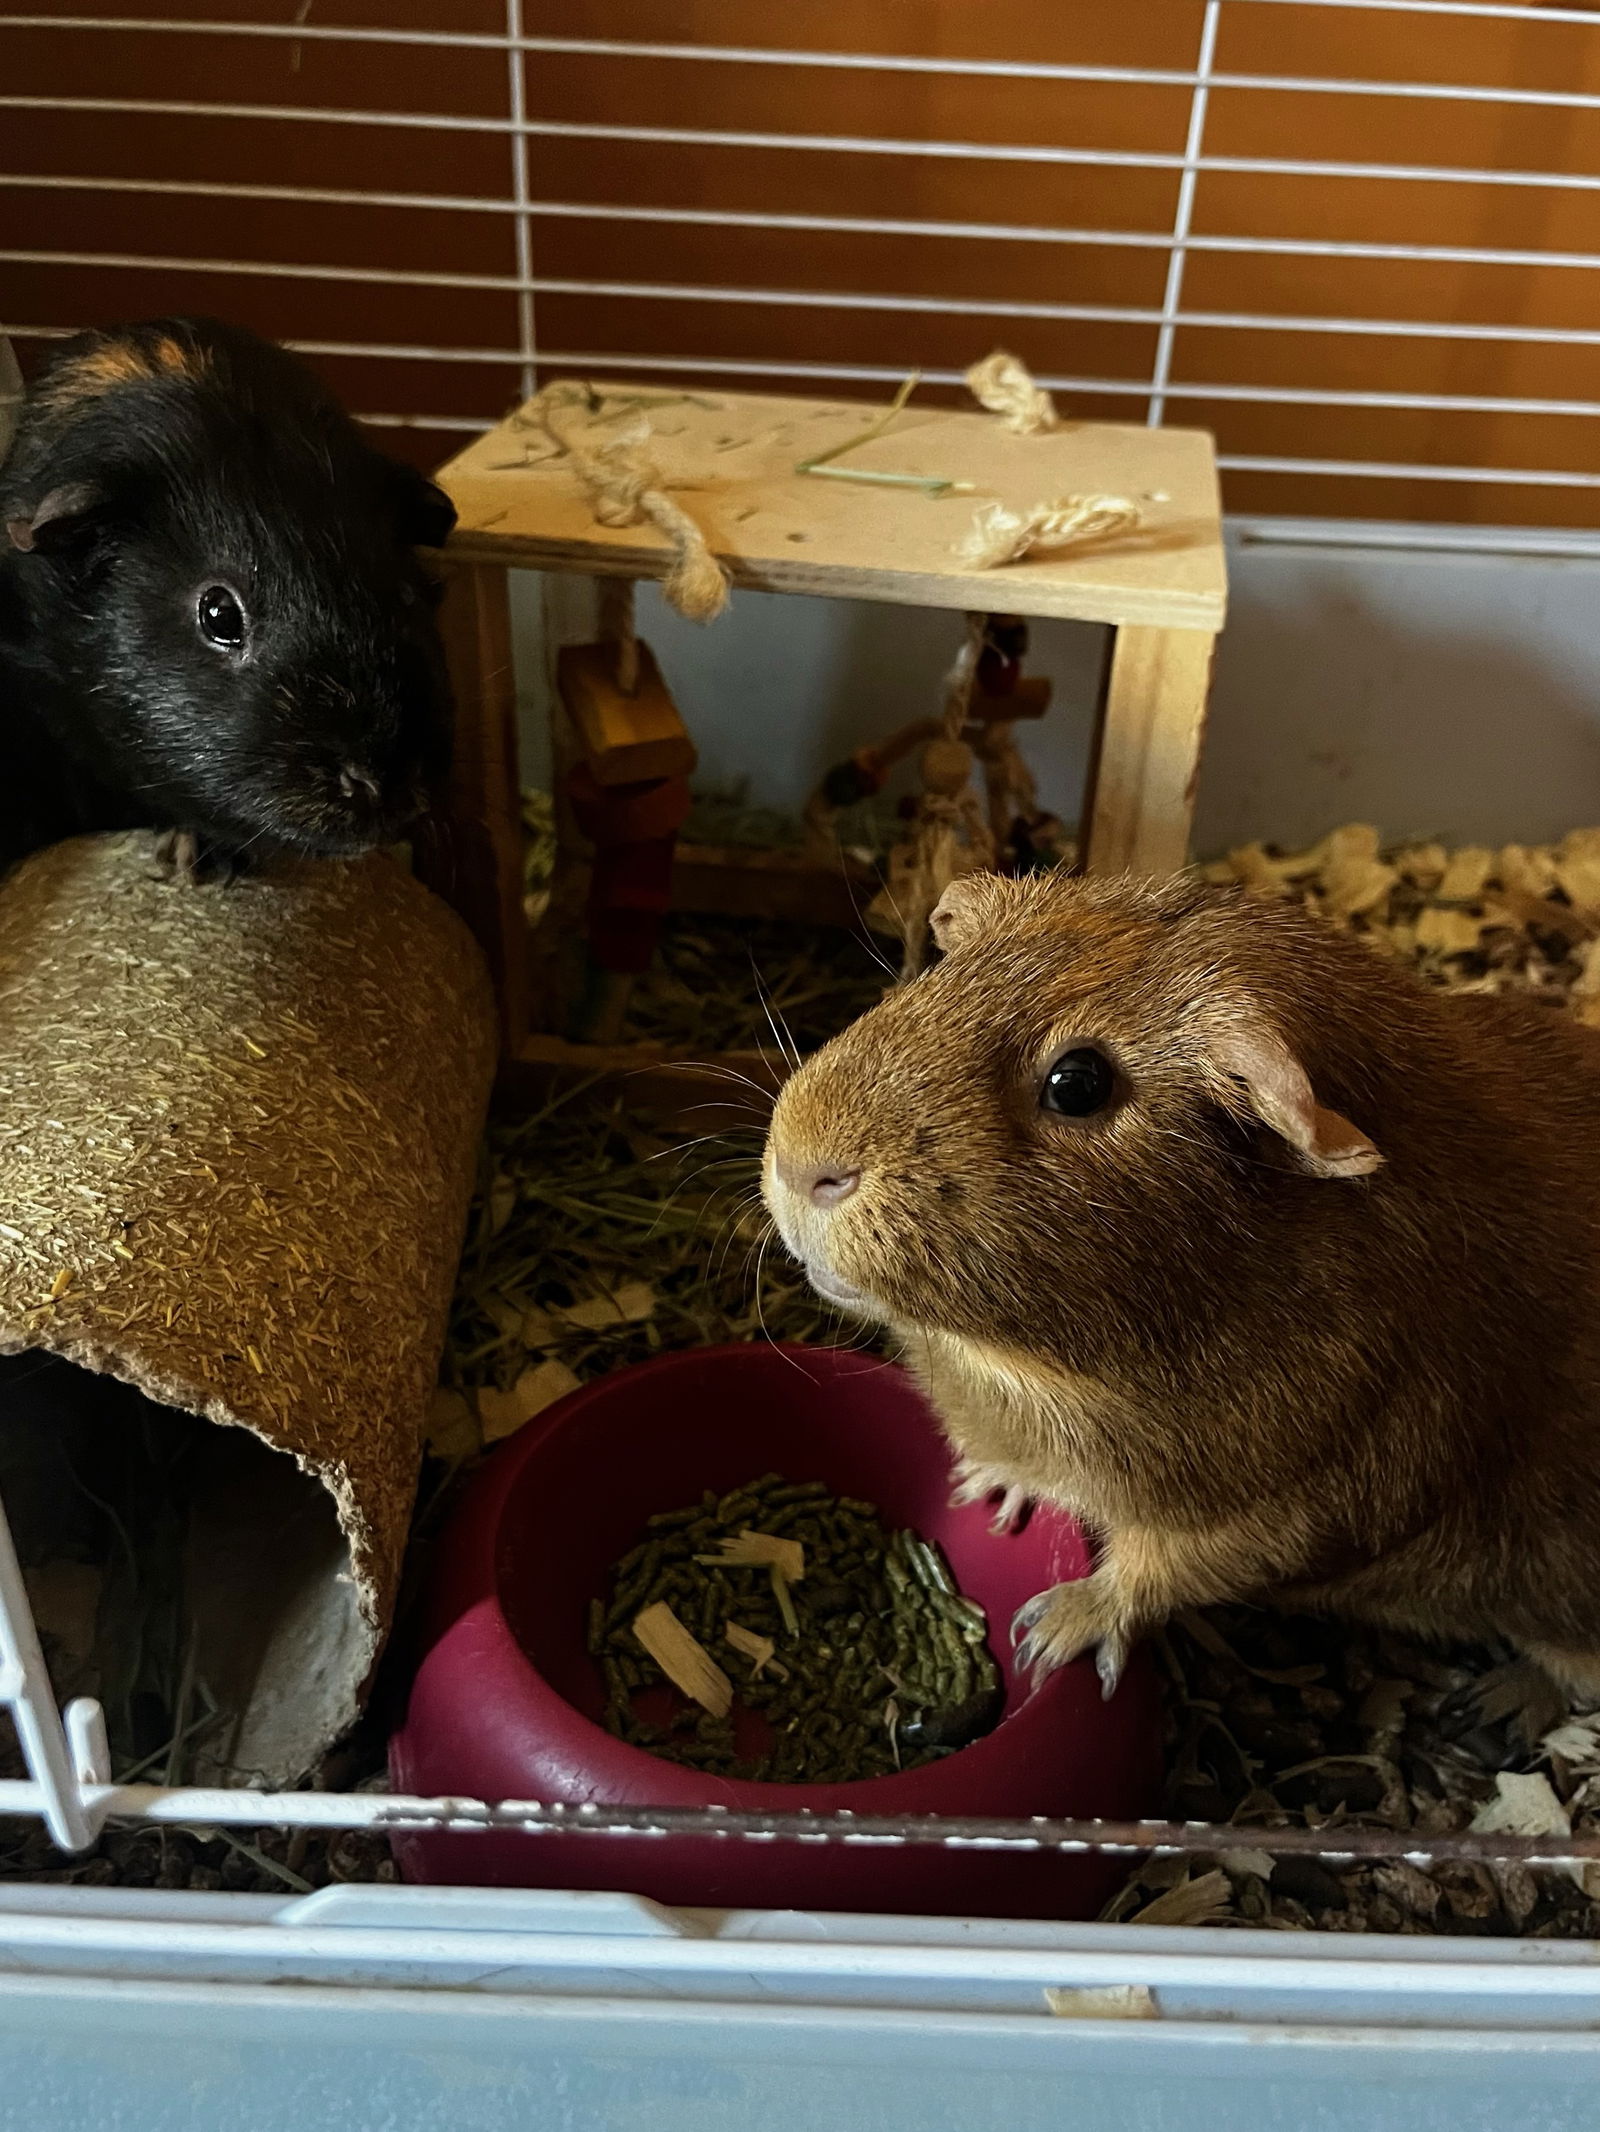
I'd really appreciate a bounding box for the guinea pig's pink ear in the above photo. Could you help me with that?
[929,872,1009,954]
[1212,1027,1383,1180]
[5,482,100,554]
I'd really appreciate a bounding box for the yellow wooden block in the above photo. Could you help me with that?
[557,640,698,787]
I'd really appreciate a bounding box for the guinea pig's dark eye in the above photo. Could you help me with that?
[196,584,246,651]
[1040,1047,1115,1119]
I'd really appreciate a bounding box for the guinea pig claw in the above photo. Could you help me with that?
[152,827,197,880]
[1018,1633,1076,1692]
[1012,1578,1131,1690]
[1095,1639,1128,1701]
[152,828,243,887]
[990,1486,1032,1536]
[951,1461,1033,1533]
[949,1462,992,1509]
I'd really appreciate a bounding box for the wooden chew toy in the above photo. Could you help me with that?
[971,615,1052,724]
[559,578,697,1044]
[818,614,1061,964]
[556,639,697,789]
[969,616,1054,858]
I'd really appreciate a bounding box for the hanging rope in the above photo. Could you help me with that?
[534,384,730,623]
[940,610,988,742]
[972,718,1038,854]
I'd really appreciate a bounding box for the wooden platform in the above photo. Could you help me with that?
[440,383,1225,631]
[427,380,1229,1079]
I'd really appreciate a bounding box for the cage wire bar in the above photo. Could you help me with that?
[502,0,536,407]
[7,4,1600,493]
[1147,0,1220,429]
[2,0,1600,1855]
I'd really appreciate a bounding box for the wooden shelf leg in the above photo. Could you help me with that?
[1080,624,1217,880]
[414,559,529,1055]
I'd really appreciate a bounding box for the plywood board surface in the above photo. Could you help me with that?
[439,383,1226,629]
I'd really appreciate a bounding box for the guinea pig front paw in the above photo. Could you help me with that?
[152,829,247,887]
[1444,1656,1569,1749]
[1012,1577,1132,1699]
[949,1458,1034,1534]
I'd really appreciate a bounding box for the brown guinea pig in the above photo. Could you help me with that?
[763,867,1600,1705]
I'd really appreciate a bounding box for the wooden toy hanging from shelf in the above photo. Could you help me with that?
[557,577,697,1044]
[807,611,1065,978]
[421,351,1227,1096]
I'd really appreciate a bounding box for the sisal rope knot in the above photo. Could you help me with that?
[534,387,731,623]
[638,491,731,624]
[941,611,988,739]
[961,350,1142,571]
[956,493,1142,571]
[966,348,1057,435]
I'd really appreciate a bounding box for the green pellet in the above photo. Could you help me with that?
[592,1476,1001,1783]
[613,1539,663,1594]
[918,1538,956,1593]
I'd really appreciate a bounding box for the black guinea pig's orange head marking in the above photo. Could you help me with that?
[36,330,208,414]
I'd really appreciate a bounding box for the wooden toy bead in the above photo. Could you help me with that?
[920,738,976,799]
[970,675,1052,723]
[557,640,698,788]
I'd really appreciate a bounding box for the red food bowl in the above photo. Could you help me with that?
[390,1343,1161,1918]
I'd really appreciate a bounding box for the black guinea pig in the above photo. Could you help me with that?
[0,316,458,877]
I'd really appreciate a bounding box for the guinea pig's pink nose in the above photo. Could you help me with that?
[778,1158,861,1208]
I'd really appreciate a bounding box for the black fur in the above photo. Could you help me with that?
[0,316,457,874]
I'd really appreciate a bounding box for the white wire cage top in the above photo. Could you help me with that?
[3,0,1600,526]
